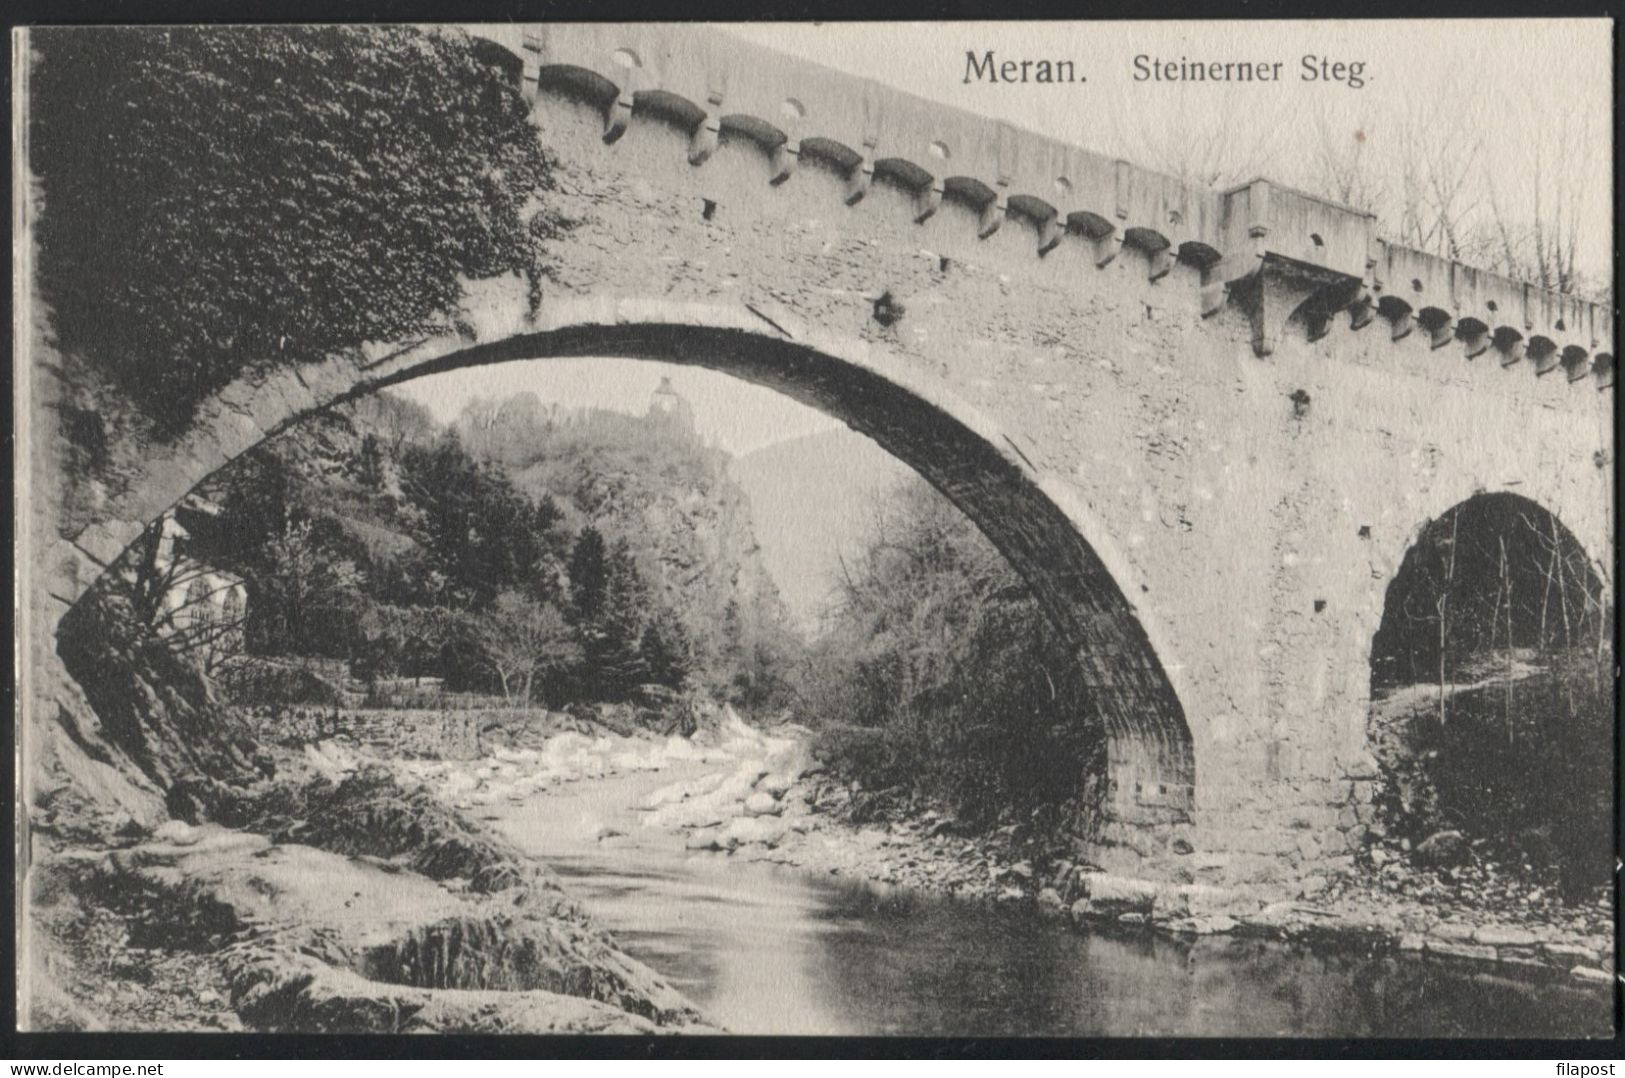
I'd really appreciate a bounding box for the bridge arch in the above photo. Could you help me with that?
[51,295,1197,836]
[1363,488,1612,894]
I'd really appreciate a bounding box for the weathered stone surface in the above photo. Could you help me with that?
[68,823,708,1031]
[1471,926,1539,948]
[1413,830,1469,867]
[224,947,670,1034]
[1425,940,1498,963]
[743,792,782,817]
[1157,883,1234,918]
[1077,873,1158,916]
[1429,921,1478,942]
[683,830,722,851]
[1186,915,1239,934]
[1541,942,1599,966]
[754,772,793,798]
[53,590,263,797]
[719,816,787,849]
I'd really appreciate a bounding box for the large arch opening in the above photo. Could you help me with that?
[51,317,1194,842]
[1367,491,1613,901]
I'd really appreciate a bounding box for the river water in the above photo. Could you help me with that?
[489,762,1613,1037]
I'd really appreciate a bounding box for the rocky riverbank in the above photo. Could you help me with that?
[390,716,1613,992]
[24,738,717,1033]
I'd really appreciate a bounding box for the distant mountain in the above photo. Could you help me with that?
[730,428,911,630]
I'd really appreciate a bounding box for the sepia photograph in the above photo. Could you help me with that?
[11,16,1617,1043]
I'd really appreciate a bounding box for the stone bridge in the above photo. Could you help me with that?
[22,24,1614,882]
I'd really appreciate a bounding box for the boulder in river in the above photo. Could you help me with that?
[1076,873,1158,917]
[720,816,786,849]
[1414,830,1469,867]
[754,772,793,798]
[743,792,782,817]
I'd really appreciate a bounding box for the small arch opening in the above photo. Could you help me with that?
[1368,493,1612,904]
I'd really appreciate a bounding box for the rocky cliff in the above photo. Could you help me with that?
[454,392,800,694]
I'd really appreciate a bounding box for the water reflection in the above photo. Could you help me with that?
[499,769,1610,1038]
[547,848,1609,1037]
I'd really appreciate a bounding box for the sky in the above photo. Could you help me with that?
[404,19,1612,459]
[725,20,1613,282]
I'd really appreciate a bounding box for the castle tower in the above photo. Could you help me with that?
[648,375,696,431]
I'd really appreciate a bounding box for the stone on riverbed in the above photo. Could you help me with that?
[743,792,782,817]
[754,773,793,798]
[1075,873,1158,917]
[1429,921,1477,942]
[152,819,202,846]
[1540,942,1598,966]
[225,947,672,1034]
[1425,940,1498,963]
[63,820,709,1031]
[1413,829,1468,867]
[720,816,787,849]
[1472,925,1538,948]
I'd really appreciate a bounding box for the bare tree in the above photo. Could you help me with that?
[1385,108,1485,261]
[472,591,581,707]
[1309,113,1387,212]
[1475,114,1598,297]
[114,515,250,672]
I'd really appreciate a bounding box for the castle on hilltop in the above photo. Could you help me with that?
[647,376,696,433]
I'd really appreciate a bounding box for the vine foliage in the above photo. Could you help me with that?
[30,26,562,431]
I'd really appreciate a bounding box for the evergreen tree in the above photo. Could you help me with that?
[568,526,608,625]
[592,539,651,696]
[398,432,544,606]
[639,610,693,688]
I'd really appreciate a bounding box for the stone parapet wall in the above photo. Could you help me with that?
[470,23,1612,377]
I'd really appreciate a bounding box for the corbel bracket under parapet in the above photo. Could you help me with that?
[977,188,1008,239]
[1224,255,1357,358]
[1124,228,1174,283]
[604,91,634,143]
[845,139,878,206]
[913,179,946,224]
[1068,212,1122,268]
[686,78,728,166]
[1297,279,1365,343]
[1347,286,1376,331]
[768,138,799,185]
